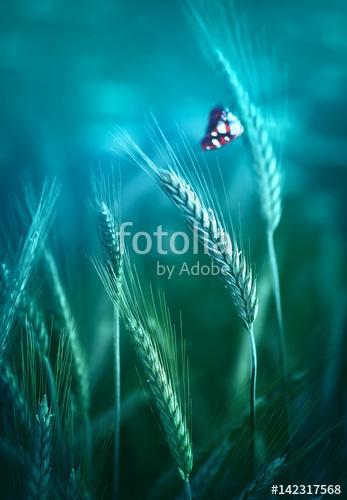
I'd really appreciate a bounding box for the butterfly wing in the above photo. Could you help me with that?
[201,107,244,150]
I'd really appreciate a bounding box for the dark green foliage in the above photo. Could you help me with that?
[239,456,286,499]
[45,250,90,420]
[0,363,31,430]
[65,468,90,500]
[0,180,59,363]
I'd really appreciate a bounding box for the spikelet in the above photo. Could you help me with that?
[91,166,123,288]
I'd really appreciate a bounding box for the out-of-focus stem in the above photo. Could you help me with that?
[267,229,293,460]
[248,324,257,470]
[184,479,192,500]
[113,307,121,500]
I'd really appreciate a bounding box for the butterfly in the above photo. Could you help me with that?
[201,106,244,151]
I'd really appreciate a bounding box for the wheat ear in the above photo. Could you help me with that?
[21,182,89,417]
[94,255,193,493]
[116,130,258,330]
[28,395,53,500]
[44,251,89,417]
[158,169,257,330]
[44,250,92,478]
[216,52,282,233]
[183,3,283,233]
[66,469,81,500]
[24,298,63,442]
[128,315,193,490]
[1,257,62,442]
[91,168,123,499]
[65,467,89,500]
[0,179,59,364]
[0,263,31,429]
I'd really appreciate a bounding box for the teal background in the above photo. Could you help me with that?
[0,0,347,498]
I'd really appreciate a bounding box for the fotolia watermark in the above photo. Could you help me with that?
[119,221,232,256]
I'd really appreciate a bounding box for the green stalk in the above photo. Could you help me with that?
[266,230,286,382]
[267,229,293,459]
[113,306,121,500]
[248,325,257,470]
[184,480,192,500]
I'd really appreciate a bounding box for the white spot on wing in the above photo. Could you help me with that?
[216,121,227,134]
[230,122,243,136]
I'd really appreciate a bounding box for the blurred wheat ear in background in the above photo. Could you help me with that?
[91,166,123,499]
[184,0,291,448]
[0,180,60,364]
[44,249,92,476]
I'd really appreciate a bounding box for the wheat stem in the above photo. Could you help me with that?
[266,229,294,457]
[113,306,121,500]
[248,325,257,471]
[91,170,123,497]
[266,230,286,380]
[184,480,192,500]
